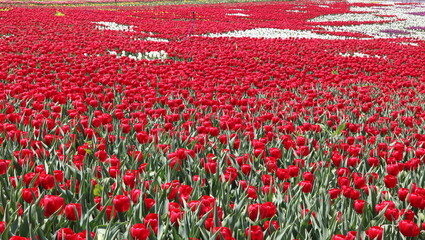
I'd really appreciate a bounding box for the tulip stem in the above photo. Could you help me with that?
[118,212,126,222]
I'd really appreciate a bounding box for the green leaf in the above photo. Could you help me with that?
[334,122,346,136]
[93,184,103,197]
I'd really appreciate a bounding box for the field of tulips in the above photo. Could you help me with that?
[1,0,425,239]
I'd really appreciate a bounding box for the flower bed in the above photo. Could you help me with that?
[1,0,425,239]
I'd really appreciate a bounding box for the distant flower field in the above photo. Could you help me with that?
[1,0,163,5]
[0,0,425,239]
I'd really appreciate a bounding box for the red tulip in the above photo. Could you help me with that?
[108,166,119,178]
[245,225,263,240]
[120,123,131,134]
[23,172,39,187]
[130,223,150,240]
[269,148,282,159]
[22,188,39,203]
[204,217,214,230]
[343,187,360,200]
[408,193,425,209]
[144,213,159,234]
[336,168,351,177]
[287,165,299,177]
[264,220,279,232]
[365,226,383,240]
[56,228,76,240]
[0,160,9,175]
[247,186,258,199]
[296,136,306,146]
[64,203,82,221]
[331,235,346,240]
[75,230,96,240]
[398,220,420,237]
[42,195,65,217]
[260,202,276,219]
[241,164,252,175]
[367,157,379,167]
[384,207,399,221]
[144,198,155,210]
[254,148,265,158]
[375,201,395,213]
[353,199,365,214]
[383,175,397,188]
[102,206,117,220]
[170,208,183,225]
[346,231,358,240]
[337,177,350,188]
[131,189,142,203]
[299,180,313,193]
[10,237,30,240]
[212,227,235,240]
[353,177,366,189]
[386,164,400,176]
[113,195,131,212]
[94,196,102,209]
[123,172,136,189]
[400,209,414,221]
[302,172,314,183]
[329,188,342,199]
[275,168,289,181]
[248,203,261,221]
[40,174,55,190]
[397,188,409,201]
[136,132,149,144]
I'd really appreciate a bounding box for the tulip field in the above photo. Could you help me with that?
[1,0,425,239]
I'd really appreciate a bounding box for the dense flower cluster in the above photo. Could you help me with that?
[0,0,425,239]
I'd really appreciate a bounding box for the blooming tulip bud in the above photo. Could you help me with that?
[113,195,131,212]
[64,203,82,221]
[22,188,39,203]
[299,180,313,193]
[365,226,383,240]
[0,221,5,233]
[247,203,261,221]
[331,235,346,240]
[353,199,365,214]
[212,227,234,240]
[397,188,409,201]
[245,226,263,240]
[10,237,29,240]
[144,213,159,234]
[42,195,65,217]
[398,220,420,237]
[130,223,150,240]
[329,188,342,199]
[56,228,75,240]
[102,206,117,220]
[384,175,397,188]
